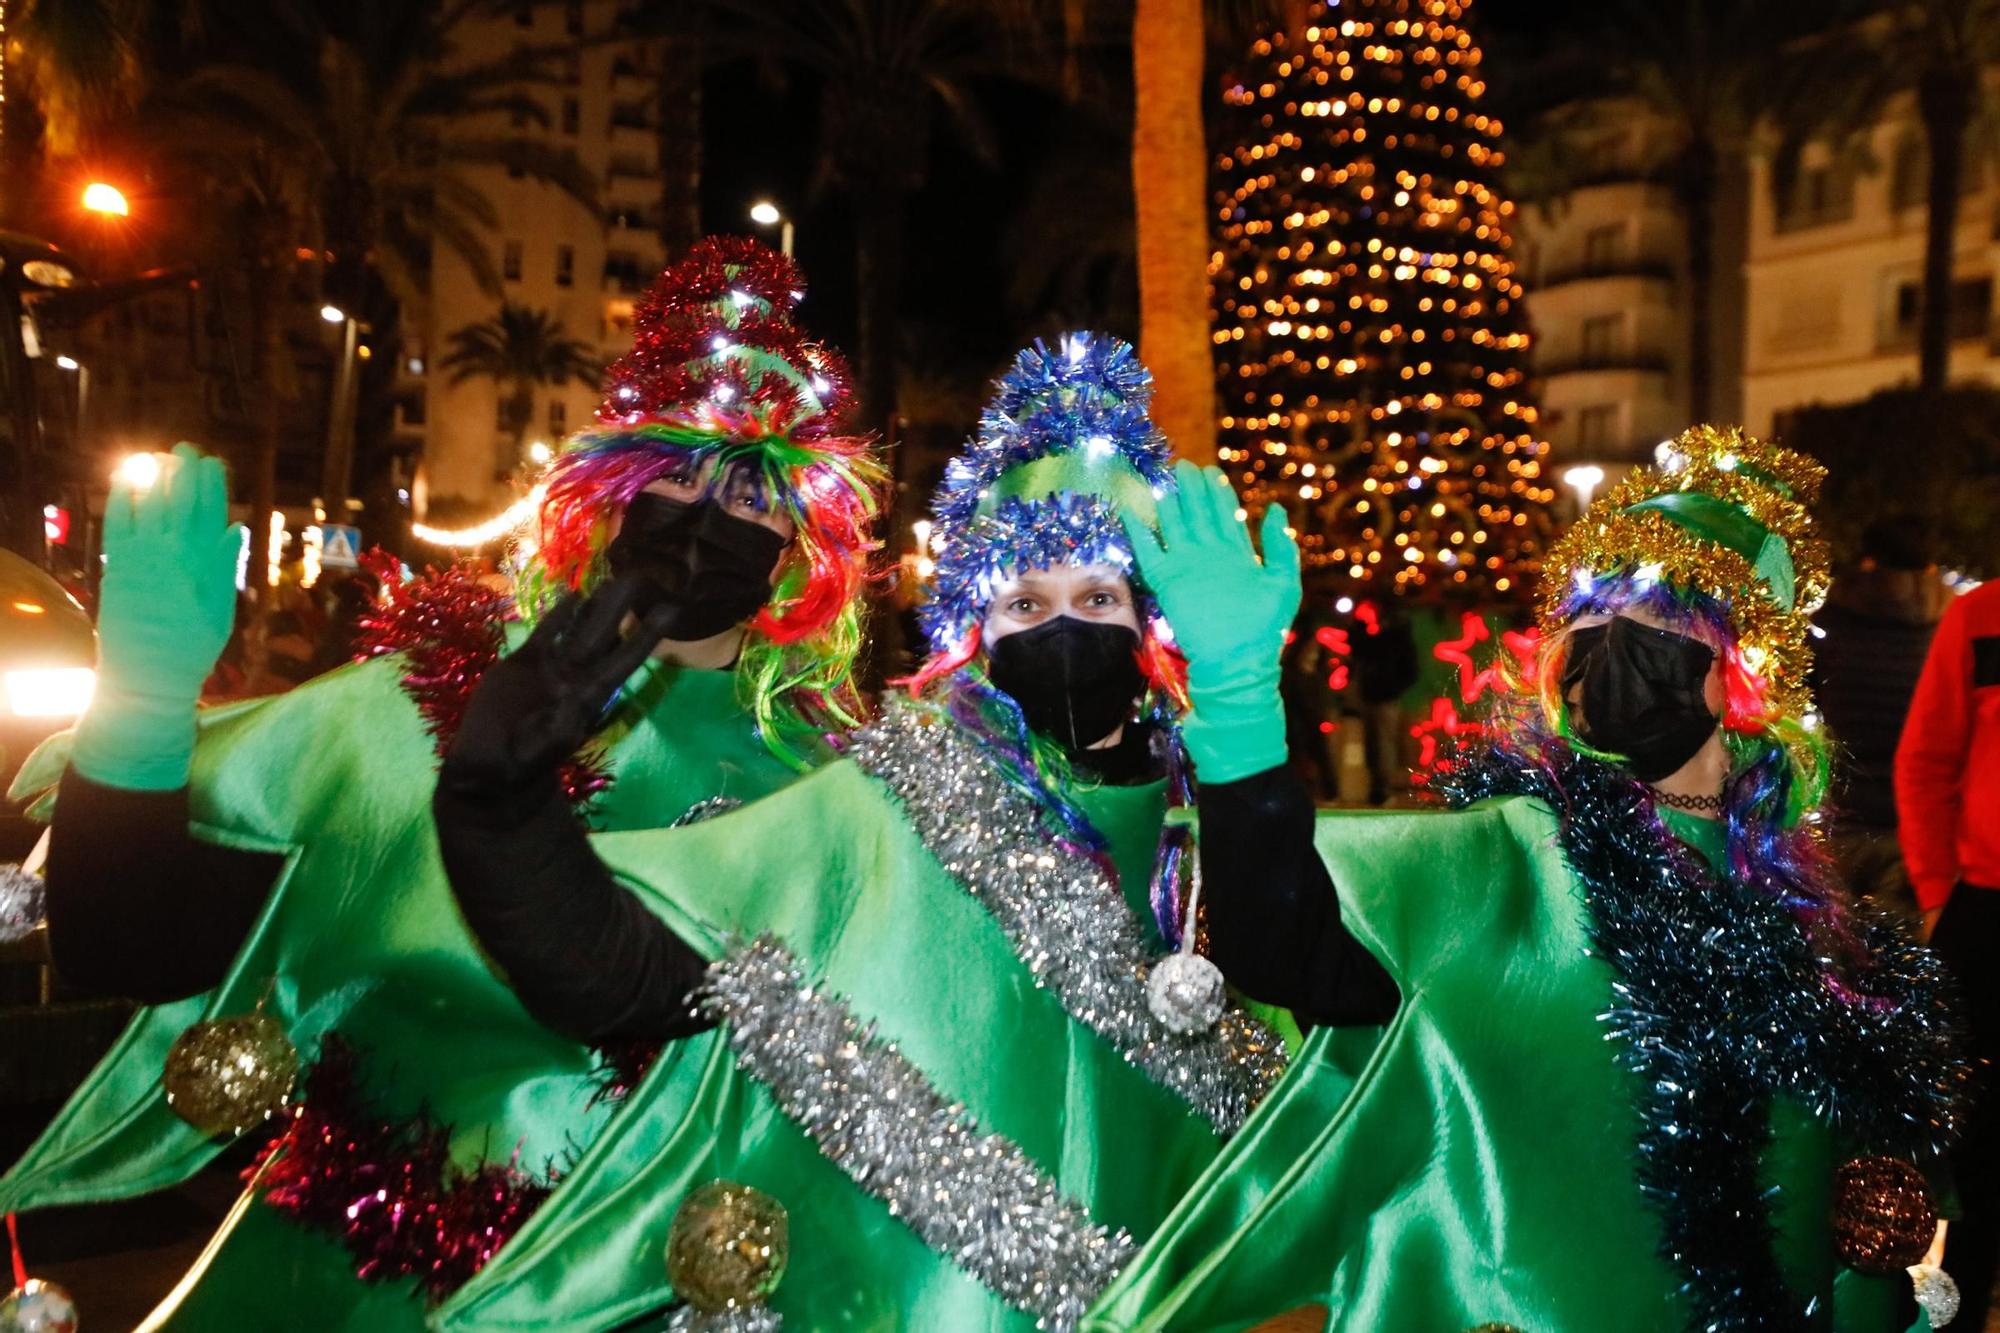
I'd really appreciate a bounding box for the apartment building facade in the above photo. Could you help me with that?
[401,0,666,519]
[1742,95,2000,435]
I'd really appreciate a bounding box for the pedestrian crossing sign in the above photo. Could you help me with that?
[320,524,361,569]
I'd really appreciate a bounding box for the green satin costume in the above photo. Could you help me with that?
[1080,796,1922,1333]
[2,667,1246,1330]
[0,651,795,1329]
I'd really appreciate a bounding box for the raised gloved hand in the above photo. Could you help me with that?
[72,443,246,790]
[1124,460,1301,783]
[440,574,678,799]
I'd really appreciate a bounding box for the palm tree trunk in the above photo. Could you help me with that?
[854,187,904,444]
[508,381,536,469]
[656,32,703,259]
[1678,138,1719,425]
[1132,0,1216,465]
[251,270,285,595]
[1917,65,1975,397]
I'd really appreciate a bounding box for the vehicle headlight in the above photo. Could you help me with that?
[5,667,96,718]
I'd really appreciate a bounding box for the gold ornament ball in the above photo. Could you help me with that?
[161,1013,299,1137]
[1832,1156,1937,1274]
[665,1180,789,1313]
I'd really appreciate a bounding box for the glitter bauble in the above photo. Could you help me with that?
[0,1279,79,1333]
[0,863,46,944]
[1146,952,1225,1035]
[1832,1157,1937,1273]
[162,1013,299,1137]
[665,1181,789,1313]
[1910,1264,1960,1328]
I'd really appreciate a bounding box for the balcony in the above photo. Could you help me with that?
[607,154,658,183]
[604,257,649,295]
[1534,351,1672,378]
[1534,257,1677,291]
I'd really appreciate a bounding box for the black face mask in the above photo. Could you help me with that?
[604,492,787,640]
[1561,616,1719,782]
[985,616,1145,753]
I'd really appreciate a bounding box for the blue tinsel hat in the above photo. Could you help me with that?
[920,332,1176,652]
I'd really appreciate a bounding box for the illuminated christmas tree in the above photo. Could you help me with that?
[1211,0,1552,599]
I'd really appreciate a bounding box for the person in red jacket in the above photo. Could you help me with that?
[1897,575,2000,1327]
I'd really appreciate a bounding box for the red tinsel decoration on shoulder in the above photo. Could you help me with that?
[252,1037,553,1302]
[352,549,608,805]
[597,234,854,437]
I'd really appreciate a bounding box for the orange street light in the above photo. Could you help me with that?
[82,182,129,216]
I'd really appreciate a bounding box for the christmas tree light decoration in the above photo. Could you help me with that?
[1211,0,1554,596]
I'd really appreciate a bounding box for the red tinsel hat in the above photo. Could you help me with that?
[597,235,854,439]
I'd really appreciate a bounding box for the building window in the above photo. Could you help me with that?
[402,389,427,427]
[562,96,580,136]
[503,239,523,282]
[549,399,568,434]
[1582,223,1624,274]
[1577,404,1620,449]
[566,0,584,35]
[1887,274,1992,345]
[562,52,581,83]
[1776,162,1856,232]
[515,3,532,25]
[555,244,575,288]
[496,395,513,429]
[1580,314,1623,366]
[1892,138,1927,212]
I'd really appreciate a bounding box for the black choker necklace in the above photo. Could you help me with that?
[1649,786,1723,812]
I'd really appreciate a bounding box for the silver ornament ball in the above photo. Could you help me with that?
[1146,952,1226,1034]
[1910,1264,1960,1328]
[0,864,46,945]
[1,1279,79,1333]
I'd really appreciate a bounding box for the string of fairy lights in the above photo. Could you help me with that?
[1211,0,1553,595]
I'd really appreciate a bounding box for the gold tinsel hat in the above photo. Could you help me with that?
[1541,424,1830,716]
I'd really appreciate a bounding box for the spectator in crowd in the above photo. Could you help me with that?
[1897,574,2000,1329]
[1813,521,1951,903]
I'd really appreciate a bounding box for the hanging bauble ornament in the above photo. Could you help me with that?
[1832,1157,1937,1274]
[161,1012,299,1137]
[1465,1325,1526,1332]
[664,1181,788,1331]
[1147,952,1226,1035]
[0,1278,79,1333]
[0,864,45,945]
[1909,1263,1960,1328]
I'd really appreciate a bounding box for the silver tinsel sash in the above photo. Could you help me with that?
[700,936,1136,1328]
[845,701,1286,1136]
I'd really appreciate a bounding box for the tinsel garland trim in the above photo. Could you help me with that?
[251,1037,552,1302]
[353,553,609,805]
[1433,737,1961,1333]
[668,1308,782,1333]
[700,936,1135,1328]
[846,700,1287,1136]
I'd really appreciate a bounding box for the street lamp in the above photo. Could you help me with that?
[749,200,794,257]
[320,304,346,324]
[81,182,129,217]
[1561,464,1605,516]
[321,307,362,512]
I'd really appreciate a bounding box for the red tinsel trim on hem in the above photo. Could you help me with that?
[251,1037,553,1303]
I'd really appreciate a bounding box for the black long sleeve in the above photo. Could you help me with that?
[44,768,281,1003]
[1199,764,1400,1027]
[432,775,717,1047]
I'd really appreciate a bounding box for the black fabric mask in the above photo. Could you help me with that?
[1561,617,1719,782]
[604,492,786,640]
[985,616,1145,753]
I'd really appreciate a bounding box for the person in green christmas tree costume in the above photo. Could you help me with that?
[0,236,884,1328]
[412,331,1396,1331]
[1080,426,1966,1333]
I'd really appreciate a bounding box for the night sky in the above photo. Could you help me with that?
[697,0,1609,416]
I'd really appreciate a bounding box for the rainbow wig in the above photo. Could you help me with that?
[512,236,884,765]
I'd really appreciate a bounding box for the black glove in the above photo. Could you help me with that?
[442,575,677,800]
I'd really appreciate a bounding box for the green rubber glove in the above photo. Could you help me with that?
[1123,460,1301,783]
[71,443,245,790]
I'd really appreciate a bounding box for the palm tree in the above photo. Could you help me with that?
[1131,0,1216,464]
[692,0,1027,440]
[440,304,599,467]
[1777,0,2000,397]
